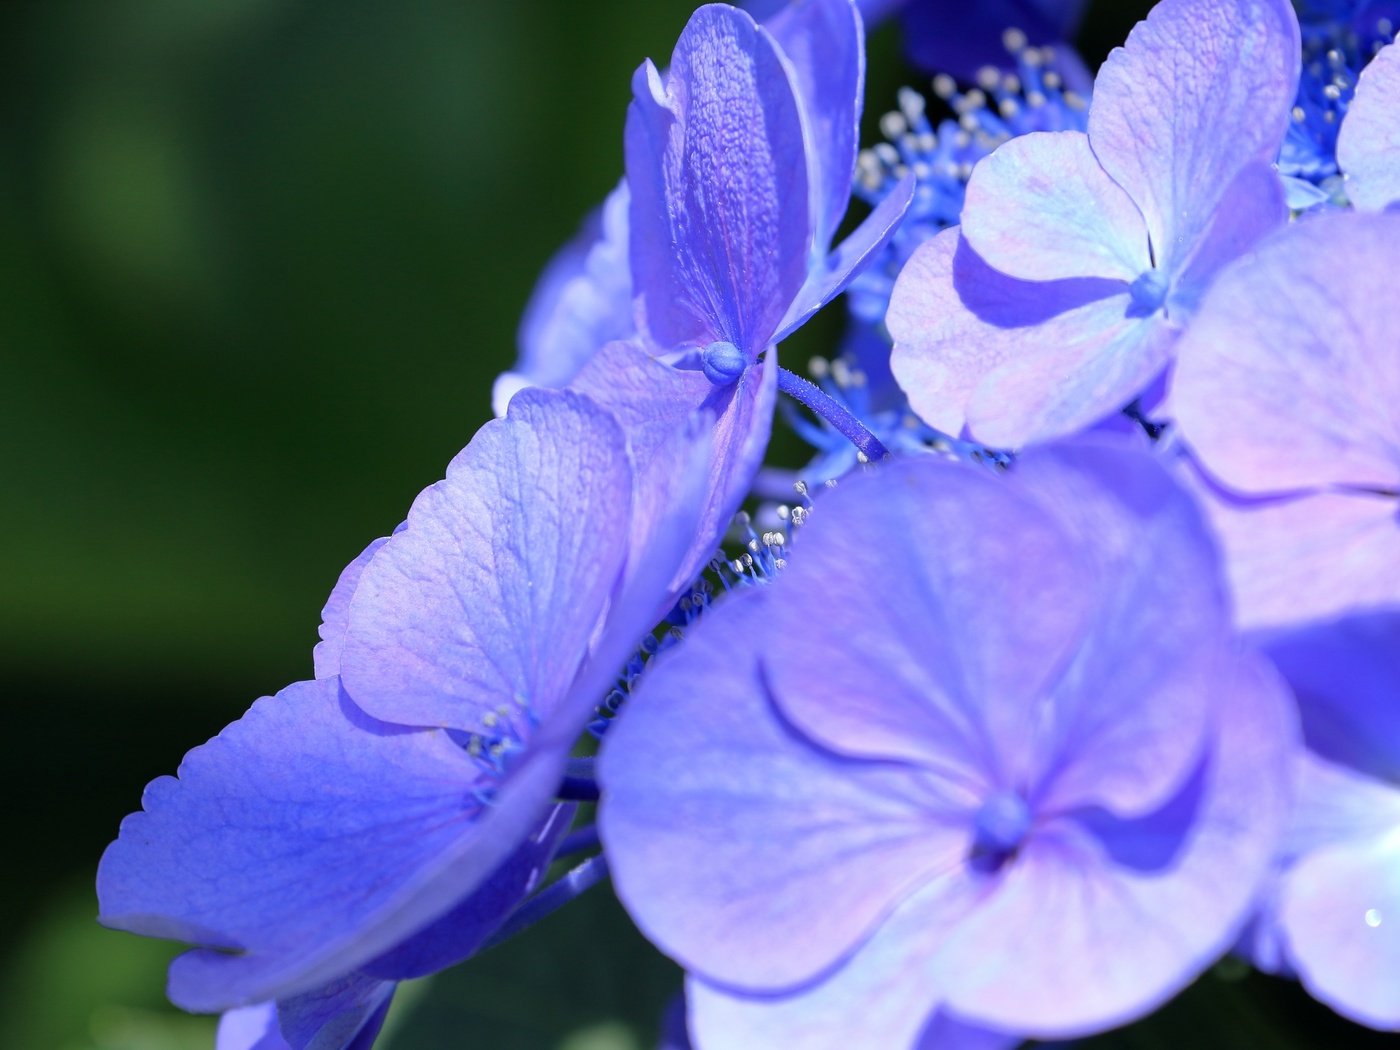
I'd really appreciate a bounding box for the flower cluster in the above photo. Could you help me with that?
[100,0,1400,1047]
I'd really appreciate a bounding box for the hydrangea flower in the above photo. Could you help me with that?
[599,442,1296,1048]
[98,388,712,1038]
[1251,612,1400,1030]
[1169,210,1400,630]
[887,0,1300,448]
[496,2,911,442]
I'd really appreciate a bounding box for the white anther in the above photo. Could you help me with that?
[1003,27,1028,53]
[880,111,909,140]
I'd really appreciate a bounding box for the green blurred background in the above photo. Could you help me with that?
[2,1,1394,1047]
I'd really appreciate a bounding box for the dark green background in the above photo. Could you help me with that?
[1,1,1392,1047]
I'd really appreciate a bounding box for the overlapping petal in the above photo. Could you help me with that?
[962,131,1149,283]
[626,4,811,353]
[1088,0,1299,273]
[97,677,571,1010]
[338,389,632,732]
[1337,40,1400,211]
[1173,211,1400,495]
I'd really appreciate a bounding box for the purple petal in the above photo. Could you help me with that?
[1263,612,1400,784]
[277,972,395,1050]
[962,131,1150,283]
[931,652,1295,1037]
[497,180,634,414]
[313,535,391,680]
[1338,40,1400,211]
[1183,471,1400,631]
[762,0,864,251]
[98,677,567,1011]
[599,589,973,993]
[773,172,915,343]
[1171,212,1400,495]
[1088,0,1299,275]
[1167,162,1288,320]
[570,340,778,591]
[887,228,1125,439]
[626,5,811,353]
[339,389,632,731]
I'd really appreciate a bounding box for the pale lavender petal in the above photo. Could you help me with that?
[766,446,1222,819]
[626,6,811,353]
[1167,162,1288,320]
[1171,212,1400,494]
[339,389,632,731]
[1184,474,1400,631]
[762,0,864,250]
[772,173,915,342]
[278,972,395,1050]
[500,180,634,414]
[1088,0,1299,274]
[965,298,1175,448]
[98,677,568,1010]
[313,535,390,680]
[1338,40,1400,211]
[962,131,1149,282]
[599,589,973,993]
[1282,830,1400,1029]
[931,652,1296,1037]
[887,228,1124,438]
[218,1004,286,1050]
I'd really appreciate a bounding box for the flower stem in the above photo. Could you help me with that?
[483,855,610,950]
[776,366,889,461]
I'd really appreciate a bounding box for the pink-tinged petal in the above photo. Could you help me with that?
[965,300,1175,448]
[1171,212,1400,494]
[339,389,632,732]
[773,173,915,343]
[887,228,1124,438]
[626,5,811,353]
[1006,442,1228,818]
[1167,162,1289,320]
[934,652,1296,1037]
[1338,41,1400,212]
[97,677,570,1011]
[763,0,864,251]
[763,456,1095,789]
[1089,0,1299,274]
[686,885,1021,1050]
[599,590,973,993]
[1185,473,1400,631]
[313,535,391,680]
[1282,829,1400,1029]
[962,131,1150,283]
[570,340,777,591]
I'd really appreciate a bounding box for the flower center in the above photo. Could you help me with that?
[1128,268,1170,316]
[701,341,749,386]
[972,790,1033,861]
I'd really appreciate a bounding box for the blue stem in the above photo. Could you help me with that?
[556,824,602,859]
[483,855,610,950]
[557,775,600,801]
[776,367,889,461]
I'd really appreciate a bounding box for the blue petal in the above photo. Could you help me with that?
[762,0,865,251]
[626,5,812,354]
[278,973,395,1050]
